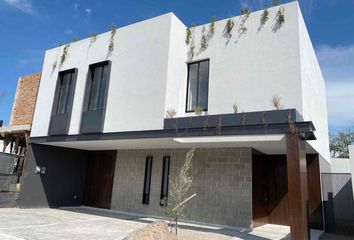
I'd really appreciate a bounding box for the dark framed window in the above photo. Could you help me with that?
[88,62,110,111]
[56,71,74,114]
[186,60,209,112]
[81,61,111,134]
[160,156,170,206]
[142,156,153,205]
[49,68,77,135]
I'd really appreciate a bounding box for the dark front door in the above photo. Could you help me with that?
[83,150,117,209]
[252,154,289,226]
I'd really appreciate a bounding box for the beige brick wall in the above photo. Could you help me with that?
[111,148,252,228]
[10,72,41,126]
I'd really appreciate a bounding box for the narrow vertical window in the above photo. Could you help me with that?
[160,156,170,206]
[142,156,153,205]
[56,71,73,114]
[49,68,77,136]
[88,63,109,111]
[186,60,209,112]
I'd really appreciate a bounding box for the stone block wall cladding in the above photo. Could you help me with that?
[111,148,252,228]
[10,72,41,126]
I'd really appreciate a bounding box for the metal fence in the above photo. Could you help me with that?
[321,173,354,234]
[0,152,24,207]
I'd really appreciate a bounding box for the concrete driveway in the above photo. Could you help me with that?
[0,208,146,240]
[0,207,331,240]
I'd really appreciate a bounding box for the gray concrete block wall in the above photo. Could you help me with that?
[111,148,252,228]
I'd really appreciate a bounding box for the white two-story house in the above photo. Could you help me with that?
[18,2,330,238]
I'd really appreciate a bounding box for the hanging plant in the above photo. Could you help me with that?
[52,61,57,71]
[186,27,192,45]
[188,43,195,60]
[200,34,207,50]
[276,7,285,25]
[108,24,117,54]
[59,44,70,67]
[185,23,196,45]
[90,33,98,44]
[240,8,250,15]
[209,16,216,36]
[260,8,269,25]
[225,18,234,38]
[240,25,247,34]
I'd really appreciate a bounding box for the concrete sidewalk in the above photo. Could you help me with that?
[0,207,324,240]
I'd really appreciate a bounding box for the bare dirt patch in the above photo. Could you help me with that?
[123,221,176,240]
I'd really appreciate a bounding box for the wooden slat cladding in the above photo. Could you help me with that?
[83,150,117,209]
[252,154,288,227]
[306,154,324,229]
[286,133,309,240]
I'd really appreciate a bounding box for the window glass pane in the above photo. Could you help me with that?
[98,65,109,110]
[57,73,72,114]
[88,66,103,110]
[160,156,170,205]
[142,156,153,204]
[198,61,209,110]
[187,63,198,111]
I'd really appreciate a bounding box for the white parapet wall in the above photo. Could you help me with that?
[349,145,354,198]
[31,2,330,163]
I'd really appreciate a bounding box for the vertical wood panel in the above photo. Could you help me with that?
[307,154,324,229]
[83,150,117,209]
[286,133,309,240]
[252,154,289,227]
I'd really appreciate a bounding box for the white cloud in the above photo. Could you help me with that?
[85,8,92,16]
[73,3,79,12]
[3,0,34,14]
[316,44,354,130]
[65,27,73,35]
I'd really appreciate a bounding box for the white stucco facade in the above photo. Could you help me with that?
[31,2,330,161]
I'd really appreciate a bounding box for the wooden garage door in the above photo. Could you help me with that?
[83,150,117,209]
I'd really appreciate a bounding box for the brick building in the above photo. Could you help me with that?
[10,72,41,126]
[0,72,41,207]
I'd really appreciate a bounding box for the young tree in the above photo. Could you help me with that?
[164,148,195,233]
[330,128,354,158]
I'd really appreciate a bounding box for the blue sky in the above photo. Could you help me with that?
[0,0,353,132]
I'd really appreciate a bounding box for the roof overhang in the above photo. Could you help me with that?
[29,109,317,154]
[0,124,31,138]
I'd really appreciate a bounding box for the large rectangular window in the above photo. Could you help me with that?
[160,156,170,206]
[81,61,111,134]
[186,60,209,112]
[88,62,110,111]
[49,68,77,136]
[56,71,74,114]
[142,156,153,205]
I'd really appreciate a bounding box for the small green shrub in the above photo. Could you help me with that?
[240,8,250,15]
[194,106,203,115]
[233,103,238,113]
[166,108,177,118]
